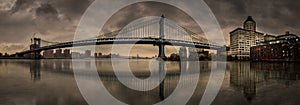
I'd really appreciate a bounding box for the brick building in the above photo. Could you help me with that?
[250,32,300,61]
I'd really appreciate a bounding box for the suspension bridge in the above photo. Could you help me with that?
[12,16,228,59]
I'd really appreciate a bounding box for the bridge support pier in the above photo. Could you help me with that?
[158,43,166,59]
[158,15,166,100]
[32,51,41,59]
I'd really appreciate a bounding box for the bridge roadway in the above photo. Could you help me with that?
[14,37,228,56]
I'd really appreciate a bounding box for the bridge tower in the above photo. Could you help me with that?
[158,15,166,100]
[158,15,166,59]
[30,37,42,59]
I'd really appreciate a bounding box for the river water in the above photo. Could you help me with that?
[0,59,300,105]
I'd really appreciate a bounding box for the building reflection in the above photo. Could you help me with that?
[230,62,300,100]
[30,61,41,81]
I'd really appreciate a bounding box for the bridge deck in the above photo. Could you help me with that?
[13,38,228,56]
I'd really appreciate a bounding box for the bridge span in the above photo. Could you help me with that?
[12,16,228,58]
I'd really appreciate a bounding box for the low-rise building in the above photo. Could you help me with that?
[179,47,187,60]
[85,50,91,58]
[43,49,54,58]
[251,32,300,61]
[63,49,71,58]
[264,34,276,41]
[54,49,63,58]
[71,52,82,58]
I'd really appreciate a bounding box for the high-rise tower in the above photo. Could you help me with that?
[230,16,264,60]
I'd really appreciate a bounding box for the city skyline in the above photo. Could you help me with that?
[1,1,300,105]
[1,0,300,55]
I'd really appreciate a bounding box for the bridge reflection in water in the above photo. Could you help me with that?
[4,59,300,104]
[26,59,211,104]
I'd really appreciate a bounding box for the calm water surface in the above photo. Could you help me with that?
[0,59,300,105]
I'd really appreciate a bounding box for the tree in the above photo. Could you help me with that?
[199,54,206,60]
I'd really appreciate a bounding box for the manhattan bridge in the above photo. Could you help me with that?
[12,16,228,59]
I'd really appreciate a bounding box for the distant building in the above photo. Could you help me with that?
[94,52,104,58]
[54,49,63,58]
[72,52,81,58]
[187,48,208,60]
[264,34,276,41]
[251,32,300,61]
[4,53,9,57]
[63,49,71,58]
[179,47,187,60]
[43,49,54,58]
[85,50,91,58]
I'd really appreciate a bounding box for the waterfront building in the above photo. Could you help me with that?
[85,50,91,58]
[54,49,63,58]
[230,16,265,60]
[43,49,54,58]
[63,49,71,58]
[71,52,81,58]
[188,48,209,60]
[250,32,300,61]
[4,53,9,57]
[264,34,276,41]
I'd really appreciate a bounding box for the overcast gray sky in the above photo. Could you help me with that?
[0,0,299,54]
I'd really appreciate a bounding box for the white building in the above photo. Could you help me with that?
[230,16,264,60]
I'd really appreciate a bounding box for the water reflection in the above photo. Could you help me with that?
[30,61,41,81]
[0,60,88,105]
[73,59,204,105]
[14,59,210,105]
[230,62,300,101]
[4,59,300,104]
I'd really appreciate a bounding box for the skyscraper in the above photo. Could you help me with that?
[230,16,265,60]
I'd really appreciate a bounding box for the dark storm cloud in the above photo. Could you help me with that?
[101,1,202,34]
[0,0,300,53]
[0,0,93,53]
[36,3,58,18]
[205,0,300,35]
[52,0,93,18]
[9,0,35,14]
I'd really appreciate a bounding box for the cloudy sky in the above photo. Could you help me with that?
[0,0,299,55]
